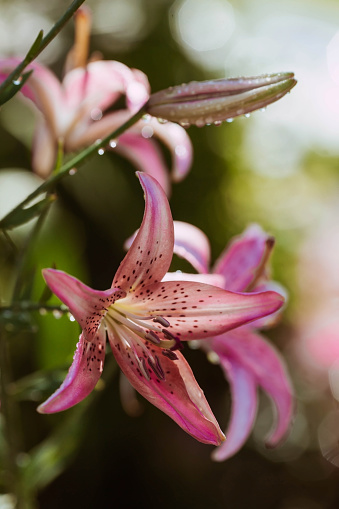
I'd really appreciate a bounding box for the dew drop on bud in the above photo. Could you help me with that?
[195,118,205,128]
[260,107,267,112]
[179,121,190,128]
[68,168,77,176]
[98,148,105,155]
[244,113,251,118]
[68,313,75,322]
[213,120,222,126]
[157,118,168,124]
[109,139,117,148]
[142,114,151,122]
[52,309,63,319]
[39,308,47,316]
[226,118,234,123]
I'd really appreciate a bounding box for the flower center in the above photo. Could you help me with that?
[104,302,182,381]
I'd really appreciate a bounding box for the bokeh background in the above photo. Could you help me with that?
[2,0,339,507]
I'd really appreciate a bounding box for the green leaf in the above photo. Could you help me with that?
[0,195,56,230]
[0,69,33,106]
[26,30,44,60]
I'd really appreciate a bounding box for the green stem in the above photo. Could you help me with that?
[11,202,52,303]
[0,0,86,98]
[0,106,146,231]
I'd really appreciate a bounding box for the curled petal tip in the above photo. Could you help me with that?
[146,72,297,127]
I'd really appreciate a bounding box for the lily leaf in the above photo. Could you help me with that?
[0,194,56,230]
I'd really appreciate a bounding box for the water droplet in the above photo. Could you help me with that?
[226,118,234,123]
[97,148,105,155]
[12,77,22,86]
[157,118,168,124]
[244,113,251,118]
[179,121,190,128]
[39,308,47,316]
[142,114,151,122]
[141,125,154,139]
[99,360,104,373]
[213,120,222,126]
[68,313,75,322]
[52,309,63,319]
[68,168,77,176]
[195,118,205,128]
[260,107,267,113]
[109,139,117,148]
[90,108,103,121]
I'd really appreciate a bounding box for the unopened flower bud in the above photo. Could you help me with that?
[146,72,297,127]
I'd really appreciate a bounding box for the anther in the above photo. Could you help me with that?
[162,329,183,351]
[145,331,161,344]
[147,356,165,380]
[153,316,170,328]
[139,357,151,380]
[162,349,178,361]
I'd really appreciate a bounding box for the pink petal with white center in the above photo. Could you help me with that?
[112,173,174,292]
[146,119,193,182]
[212,358,258,461]
[211,328,293,447]
[0,58,65,135]
[163,271,225,288]
[42,269,126,342]
[37,327,106,413]
[173,221,211,274]
[107,328,224,445]
[31,119,57,177]
[214,224,273,292]
[125,281,284,340]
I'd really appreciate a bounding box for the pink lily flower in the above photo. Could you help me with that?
[170,221,293,459]
[0,8,192,194]
[38,172,284,446]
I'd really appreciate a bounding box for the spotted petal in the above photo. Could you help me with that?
[112,173,174,291]
[37,327,106,413]
[42,269,126,341]
[211,328,293,448]
[107,328,224,445]
[125,280,284,340]
[212,358,258,461]
[214,224,273,292]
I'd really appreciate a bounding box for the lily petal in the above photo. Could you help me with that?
[107,328,224,445]
[211,329,293,448]
[42,269,126,341]
[125,281,285,339]
[212,358,258,461]
[0,58,65,135]
[37,327,107,413]
[32,119,58,177]
[214,224,273,292]
[112,173,174,291]
[146,119,193,182]
[173,220,211,274]
[163,271,225,288]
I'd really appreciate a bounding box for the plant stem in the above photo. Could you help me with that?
[0,0,86,99]
[0,106,146,231]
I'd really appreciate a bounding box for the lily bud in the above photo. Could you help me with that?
[146,72,297,127]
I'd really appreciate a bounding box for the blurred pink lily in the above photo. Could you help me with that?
[0,8,192,193]
[170,222,293,459]
[38,172,284,446]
